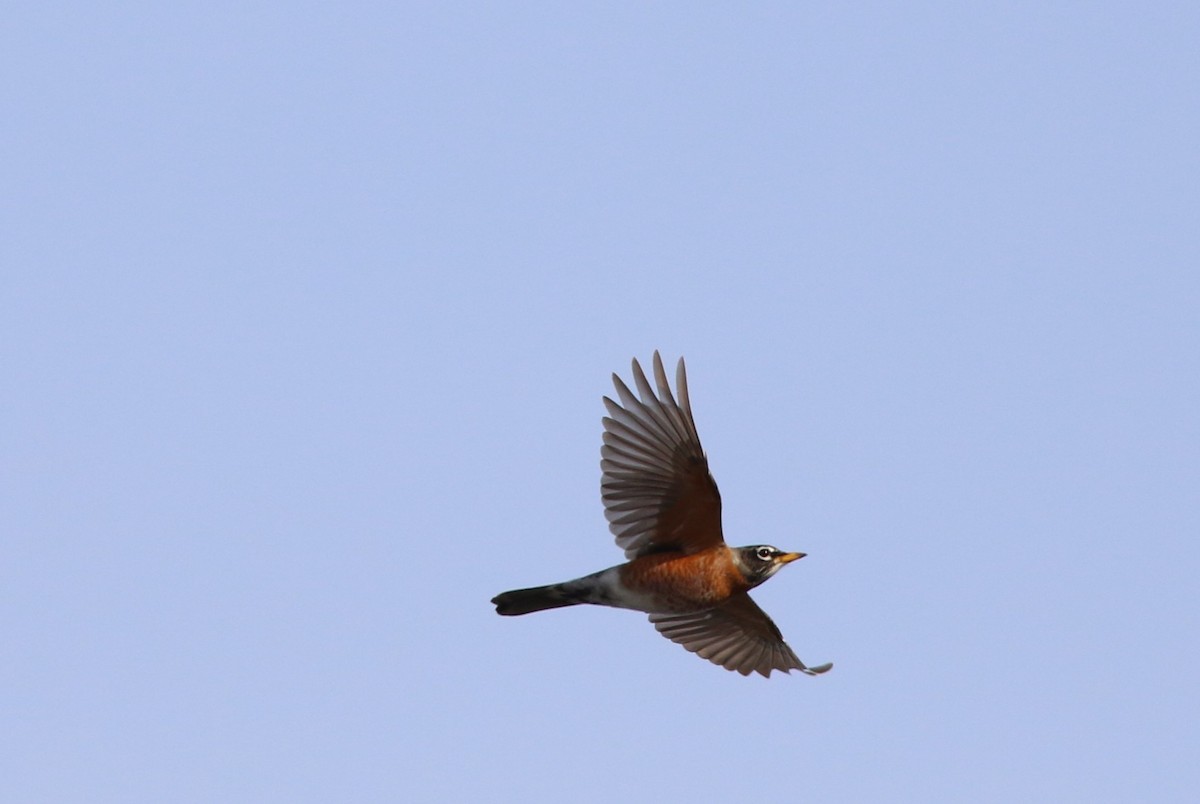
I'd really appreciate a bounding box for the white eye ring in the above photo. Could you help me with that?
[756,547,772,561]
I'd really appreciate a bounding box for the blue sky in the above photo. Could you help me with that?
[3,3,1198,801]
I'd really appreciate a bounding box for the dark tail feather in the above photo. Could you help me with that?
[492,584,583,616]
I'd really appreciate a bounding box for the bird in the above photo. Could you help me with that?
[491,352,832,678]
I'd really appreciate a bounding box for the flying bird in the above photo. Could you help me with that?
[492,352,831,678]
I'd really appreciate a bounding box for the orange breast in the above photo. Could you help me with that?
[618,546,747,611]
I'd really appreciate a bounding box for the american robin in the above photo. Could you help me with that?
[492,352,832,678]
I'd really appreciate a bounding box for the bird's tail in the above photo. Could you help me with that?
[492,583,584,616]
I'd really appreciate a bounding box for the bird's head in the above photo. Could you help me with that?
[733,545,806,588]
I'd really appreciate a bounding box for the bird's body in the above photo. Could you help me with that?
[492,353,831,678]
[494,545,748,615]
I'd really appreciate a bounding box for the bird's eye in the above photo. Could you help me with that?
[755,547,772,561]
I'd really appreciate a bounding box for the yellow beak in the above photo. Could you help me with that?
[778,552,806,564]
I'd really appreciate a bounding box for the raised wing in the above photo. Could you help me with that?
[601,352,723,559]
[649,593,833,678]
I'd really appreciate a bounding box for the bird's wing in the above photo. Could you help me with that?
[648,593,832,678]
[601,352,723,559]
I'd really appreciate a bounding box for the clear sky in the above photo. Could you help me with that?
[4,3,1198,802]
